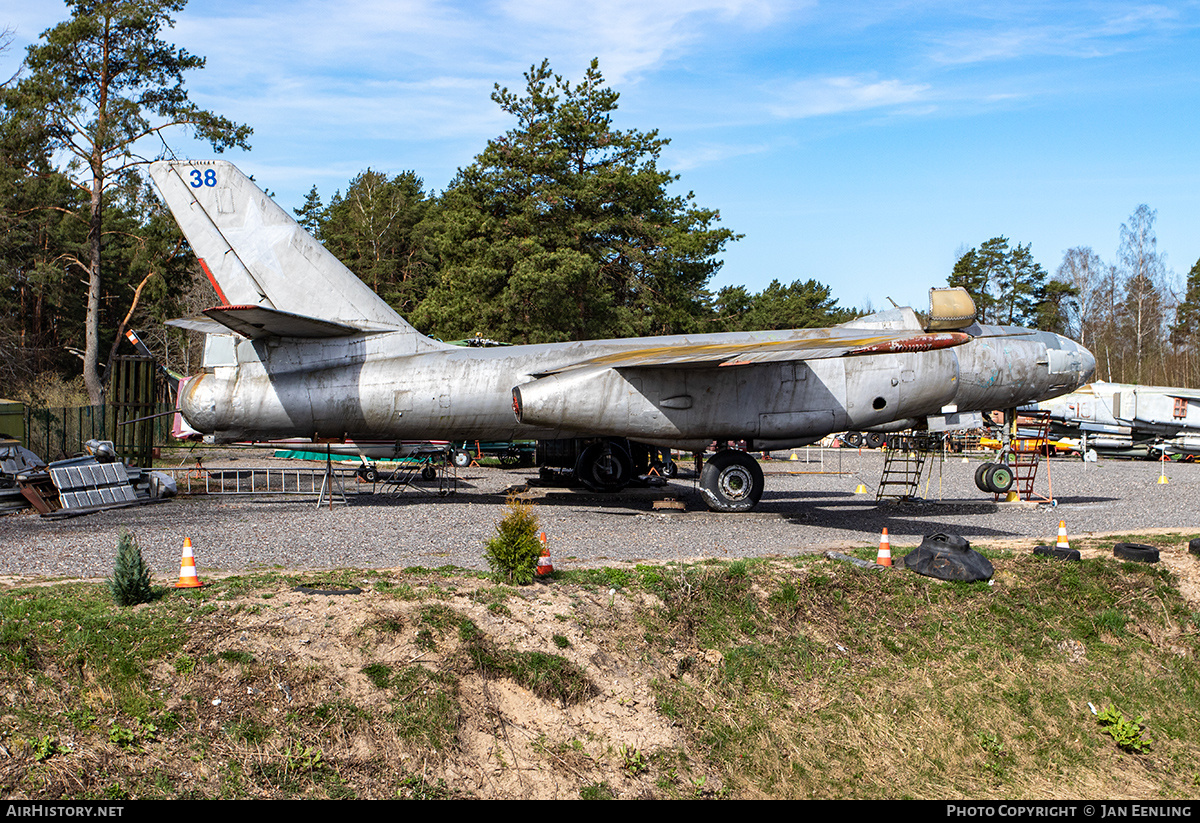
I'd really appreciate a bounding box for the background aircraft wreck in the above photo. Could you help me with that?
[1036,382,1200,458]
[149,160,1095,511]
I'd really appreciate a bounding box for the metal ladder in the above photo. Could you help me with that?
[999,410,1054,502]
[876,433,937,500]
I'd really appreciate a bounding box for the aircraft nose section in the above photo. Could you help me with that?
[1045,333,1095,393]
[1078,342,1096,385]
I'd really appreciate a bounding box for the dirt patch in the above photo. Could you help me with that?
[137,574,715,799]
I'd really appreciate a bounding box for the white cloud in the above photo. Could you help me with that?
[666,140,774,171]
[927,3,1185,65]
[767,76,930,118]
[492,0,798,83]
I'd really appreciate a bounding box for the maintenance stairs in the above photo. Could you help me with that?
[876,432,943,501]
[997,410,1053,502]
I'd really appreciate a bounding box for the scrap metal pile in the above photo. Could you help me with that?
[1,439,175,519]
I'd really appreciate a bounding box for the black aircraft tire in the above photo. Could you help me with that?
[1189,538,1200,556]
[358,466,379,484]
[843,432,863,448]
[974,463,992,493]
[1033,545,1081,561]
[421,466,437,481]
[576,442,633,493]
[451,449,472,468]
[986,463,1015,494]
[865,432,886,449]
[700,450,764,513]
[1113,542,1160,563]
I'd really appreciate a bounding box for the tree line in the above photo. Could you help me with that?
[293,60,858,345]
[950,205,1200,388]
[0,3,856,404]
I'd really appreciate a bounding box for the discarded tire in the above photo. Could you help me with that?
[1033,544,1081,562]
[903,533,994,582]
[974,463,991,492]
[1113,542,1159,563]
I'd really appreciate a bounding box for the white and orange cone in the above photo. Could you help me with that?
[535,532,554,578]
[1055,520,1070,551]
[876,527,893,566]
[174,537,205,589]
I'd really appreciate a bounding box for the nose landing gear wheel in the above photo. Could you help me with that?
[700,450,764,512]
[985,463,1014,494]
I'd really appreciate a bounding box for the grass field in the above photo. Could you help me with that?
[1,532,1198,799]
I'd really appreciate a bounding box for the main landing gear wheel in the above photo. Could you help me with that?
[700,450,765,512]
[451,448,472,468]
[575,442,633,493]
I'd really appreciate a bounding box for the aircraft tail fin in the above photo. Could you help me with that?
[149,160,423,335]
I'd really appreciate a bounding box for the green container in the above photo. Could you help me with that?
[0,400,25,445]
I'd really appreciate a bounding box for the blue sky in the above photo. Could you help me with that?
[3,0,1198,314]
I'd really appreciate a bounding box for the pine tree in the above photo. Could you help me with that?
[12,0,251,403]
[1170,257,1200,385]
[109,528,153,606]
[293,185,325,238]
[414,59,738,343]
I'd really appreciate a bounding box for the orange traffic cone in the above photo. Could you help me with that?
[1055,520,1070,551]
[876,527,893,566]
[174,537,205,588]
[535,532,554,578]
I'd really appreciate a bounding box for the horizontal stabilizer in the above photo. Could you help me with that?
[201,305,366,339]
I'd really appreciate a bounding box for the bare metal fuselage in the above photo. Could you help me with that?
[182,322,1092,451]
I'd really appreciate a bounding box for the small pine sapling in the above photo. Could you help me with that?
[484,498,542,585]
[109,528,154,606]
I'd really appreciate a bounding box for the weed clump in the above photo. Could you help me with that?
[1097,704,1152,754]
[108,528,153,607]
[483,497,543,585]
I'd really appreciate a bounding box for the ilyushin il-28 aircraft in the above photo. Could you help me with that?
[149,160,1095,511]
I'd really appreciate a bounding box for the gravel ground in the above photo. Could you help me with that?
[1,448,1197,581]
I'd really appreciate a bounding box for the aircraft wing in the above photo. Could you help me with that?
[532,329,969,376]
